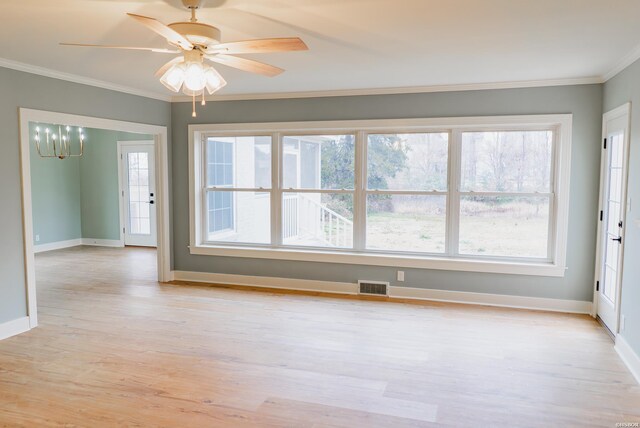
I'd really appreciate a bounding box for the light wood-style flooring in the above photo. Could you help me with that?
[1,246,639,427]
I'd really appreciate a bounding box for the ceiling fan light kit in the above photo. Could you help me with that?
[61,0,308,117]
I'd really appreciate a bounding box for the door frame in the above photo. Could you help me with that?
[117,140,157,247]
[592,102,631,334]
[18,108,170,329]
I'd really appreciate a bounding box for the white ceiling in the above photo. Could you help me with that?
[2,0,640,100]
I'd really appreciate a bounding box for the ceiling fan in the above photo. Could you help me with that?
[61,0,308,116]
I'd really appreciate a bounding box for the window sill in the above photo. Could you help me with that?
[189,244,566,277]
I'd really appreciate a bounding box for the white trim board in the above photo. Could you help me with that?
[615,334,640,384]
[172,77,603,102]
[0,58,171,102]
[33,238,124,254]
[34,238,83,253]
[0,317,31,341]
[0,56,603,103]
[82,238,124,248]
[171,271,592,314]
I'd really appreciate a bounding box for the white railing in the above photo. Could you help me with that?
[282,193,299,240]
[300,195,353,247]
[282,194,352,247]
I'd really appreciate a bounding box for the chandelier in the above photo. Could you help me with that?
[34,125,85,159]
[159,50,226,117]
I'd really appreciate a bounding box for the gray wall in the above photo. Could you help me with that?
[172,84,603,302]
[29,121,82,245]
[604,59,640,357]
[80,129,152,241]
[0,66,170,325]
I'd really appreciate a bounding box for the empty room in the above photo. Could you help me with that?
[1,0,640,426]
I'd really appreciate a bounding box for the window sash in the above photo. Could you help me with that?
[194,118,564,267]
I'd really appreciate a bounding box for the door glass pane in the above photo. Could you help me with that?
[459,196,550,258]
[604,265,617,302]
[128,152,151,235]
[282,192,353,248]
[366,195,446,253]
[367,133,449,191]
[602,130,625,304]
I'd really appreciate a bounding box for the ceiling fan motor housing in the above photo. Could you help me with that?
[168,22,221,47]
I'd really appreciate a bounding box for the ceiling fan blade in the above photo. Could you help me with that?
[127,13,193,50]
[155,57,184,77]
[208,38,308,55]
[206,54,284,77]
[60,43,180,54]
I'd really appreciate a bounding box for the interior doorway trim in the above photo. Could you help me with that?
[592,102,631,333]
[18,108,170,329]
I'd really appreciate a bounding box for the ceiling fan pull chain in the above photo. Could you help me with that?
[192,93,196,118]
[201,91,206,106]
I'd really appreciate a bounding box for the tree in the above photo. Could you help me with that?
[320,135,408,214]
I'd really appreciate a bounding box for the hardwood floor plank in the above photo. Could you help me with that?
[0,246,638,426]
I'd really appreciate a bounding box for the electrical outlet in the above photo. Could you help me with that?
[397,271,405,282]
[621,314,626,332]
[35,235,40,242]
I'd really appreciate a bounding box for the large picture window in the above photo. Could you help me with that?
[190,116,572,276]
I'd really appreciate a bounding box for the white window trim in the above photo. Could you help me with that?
[188,115,572,277]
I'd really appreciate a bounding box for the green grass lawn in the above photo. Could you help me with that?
[366,213,548,258]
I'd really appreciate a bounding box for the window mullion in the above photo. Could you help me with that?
[272,132,282,246]
[353,130,366,251]
[448,129,462,257]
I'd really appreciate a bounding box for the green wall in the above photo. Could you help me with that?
[0,65,171,325]
[29,122,82,245]
[172,84,603,303]
[80,129,152,241]
[603,58,640,358]
[30,124,151,245]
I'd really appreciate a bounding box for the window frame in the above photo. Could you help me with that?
[189,115,572,277]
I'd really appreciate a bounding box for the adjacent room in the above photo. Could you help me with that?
[1,0,640,426]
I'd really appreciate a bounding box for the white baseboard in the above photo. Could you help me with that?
[81,238,124,248]
[171,270,592,314]
[390,286,592,314]
[0,316,31,340]
[173,270,358,294]
[615,334,640,384]
[34,238,82,253]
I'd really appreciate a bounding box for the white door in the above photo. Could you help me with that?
[595,104,630,334]
[120,142,157,247]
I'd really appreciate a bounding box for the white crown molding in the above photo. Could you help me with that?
[172,76,604,102]
[0,57,172,102]
[603,41,640,82]
[4,53,633,103]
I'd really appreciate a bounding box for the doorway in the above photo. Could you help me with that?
[19,108,169,329]
[595,103,631,335]
[118,141,157,247]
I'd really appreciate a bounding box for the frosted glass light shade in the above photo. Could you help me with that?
[204,67,227,94]
[184,62,207,92]
[160,63,185,92]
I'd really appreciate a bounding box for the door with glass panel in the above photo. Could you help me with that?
[596,104,630,334]
[120,142,157,247]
